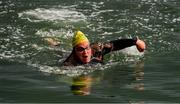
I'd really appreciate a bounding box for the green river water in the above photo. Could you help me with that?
[0,0,180,103]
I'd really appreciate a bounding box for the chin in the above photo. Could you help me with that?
[82,59,90,64]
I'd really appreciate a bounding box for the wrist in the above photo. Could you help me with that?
[133,37,138,45]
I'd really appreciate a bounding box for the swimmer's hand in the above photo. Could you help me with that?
[135,37,146,52]
[44,38,60,46]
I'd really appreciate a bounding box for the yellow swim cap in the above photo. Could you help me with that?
[72,31,89,47]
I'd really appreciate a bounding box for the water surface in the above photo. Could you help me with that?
[0,0,180,103]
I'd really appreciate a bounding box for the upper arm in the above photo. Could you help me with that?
[91,42,113,56]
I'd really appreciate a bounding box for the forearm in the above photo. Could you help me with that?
[91,38,137,57]
[110,38,137,51]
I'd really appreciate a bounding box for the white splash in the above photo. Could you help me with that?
[120,46,144,56]
[35,28,74,39]
[27,62,97,77]
[18,8,87,22]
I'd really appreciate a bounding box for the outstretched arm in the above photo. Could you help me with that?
[91,38,146,61]
[110,38,136,51]
[103,37,146,54]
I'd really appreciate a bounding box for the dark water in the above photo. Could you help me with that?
[0,0,180,103]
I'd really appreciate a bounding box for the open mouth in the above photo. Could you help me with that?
[83,56,88,58]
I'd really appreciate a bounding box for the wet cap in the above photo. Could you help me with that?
[72,31,89,47]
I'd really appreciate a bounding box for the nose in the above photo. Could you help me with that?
[82,49,88,54]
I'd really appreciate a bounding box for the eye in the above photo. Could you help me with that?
[75,46,91,52]
[76,47,85,52]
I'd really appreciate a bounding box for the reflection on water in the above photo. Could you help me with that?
[71,75,92,96]
[68,61,145,97]
[134,61,144,81]
[133,61,145,91]
[127,61,145,104]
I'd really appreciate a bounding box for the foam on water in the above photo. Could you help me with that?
[27,61,106,77]
[120,46,144,56]
[18,7,88,48]
[35,28,74,39]
[18,8,87,22]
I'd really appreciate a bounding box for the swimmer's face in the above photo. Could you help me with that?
[75,41,92,64]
